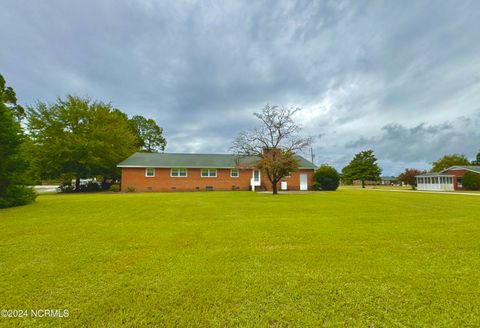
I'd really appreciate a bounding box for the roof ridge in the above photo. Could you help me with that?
[136,152,236,155]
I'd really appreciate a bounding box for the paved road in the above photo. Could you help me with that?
[33,185,60,193]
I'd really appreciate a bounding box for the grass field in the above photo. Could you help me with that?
[0,190,479,327]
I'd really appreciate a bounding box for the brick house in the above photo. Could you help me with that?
[117,152,316,192]
[416,165,480,191]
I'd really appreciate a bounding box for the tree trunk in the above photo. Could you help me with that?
[75,175,81,192]
[362,180,365,188]
[272,182,278,195]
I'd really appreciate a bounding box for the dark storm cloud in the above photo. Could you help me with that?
[1,0,480,174]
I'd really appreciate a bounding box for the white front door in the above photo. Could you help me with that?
[300,174,308,191]
[251,170,261,190]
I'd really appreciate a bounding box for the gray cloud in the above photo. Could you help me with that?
[343,115,480,174]
[1,0,480,175]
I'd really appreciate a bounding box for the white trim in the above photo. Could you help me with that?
[171,168,188,177]
[200,168,217,178]
[145,167,155,177]
[230,168,239,178]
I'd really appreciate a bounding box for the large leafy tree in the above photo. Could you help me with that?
[398,168,426,190]
[431,154,470,172]
[232,105,311,194]
[0,74,36,208]
[342,150,382,188]
[129,115,166,152]
[27,95,139,191]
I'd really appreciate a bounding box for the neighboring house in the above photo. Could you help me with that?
[380,176,399,186]
[416,165,480,191]
[352,177,397,186]
[117,152,316,192]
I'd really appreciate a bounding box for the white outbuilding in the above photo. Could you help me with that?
[415,173,454,191]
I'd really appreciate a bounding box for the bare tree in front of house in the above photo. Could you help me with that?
[231,105,312,195]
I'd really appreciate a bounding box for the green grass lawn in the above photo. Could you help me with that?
[0,190,479,327]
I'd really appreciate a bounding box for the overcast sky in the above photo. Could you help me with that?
[2,1,480,175]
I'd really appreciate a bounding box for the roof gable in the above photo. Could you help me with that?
[440,165,480,174]
[117,152,317,169]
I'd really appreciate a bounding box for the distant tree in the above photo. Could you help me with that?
[313,164,340,191]
[232,105,311,194]
[27,95,139,191]
[342,150,382,188]
[472,152,480,165]
[431,154,470,172]
[0,75,36,208]
[129,115,166,152]
[398,168,426,190]
[462,171,480,190]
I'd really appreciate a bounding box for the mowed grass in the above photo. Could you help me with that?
[0,190,479,327]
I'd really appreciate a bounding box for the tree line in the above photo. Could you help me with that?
[0,74,166,208]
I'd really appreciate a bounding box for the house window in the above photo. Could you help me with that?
[253,170,260,182]
[230,169,239,178]
[201,168,217,177]
[145,168,155,177]
[171,168,187,177]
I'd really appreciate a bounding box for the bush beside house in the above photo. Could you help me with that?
[462,171,480,190]
[313,165,340,191]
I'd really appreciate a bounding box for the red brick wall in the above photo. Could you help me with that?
[442,169,469,190]
[121,167,315,192]
[260,169,315,191]
[121,168,252,192]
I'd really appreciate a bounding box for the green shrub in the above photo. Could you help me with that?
[312,182,321,191]
[313,165,340,191]
[462,171,480,190]
[109,184,121,192]
[126,186,136,192]
[0,186,36,209]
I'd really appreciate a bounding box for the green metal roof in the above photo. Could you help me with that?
[117,152,317,169]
